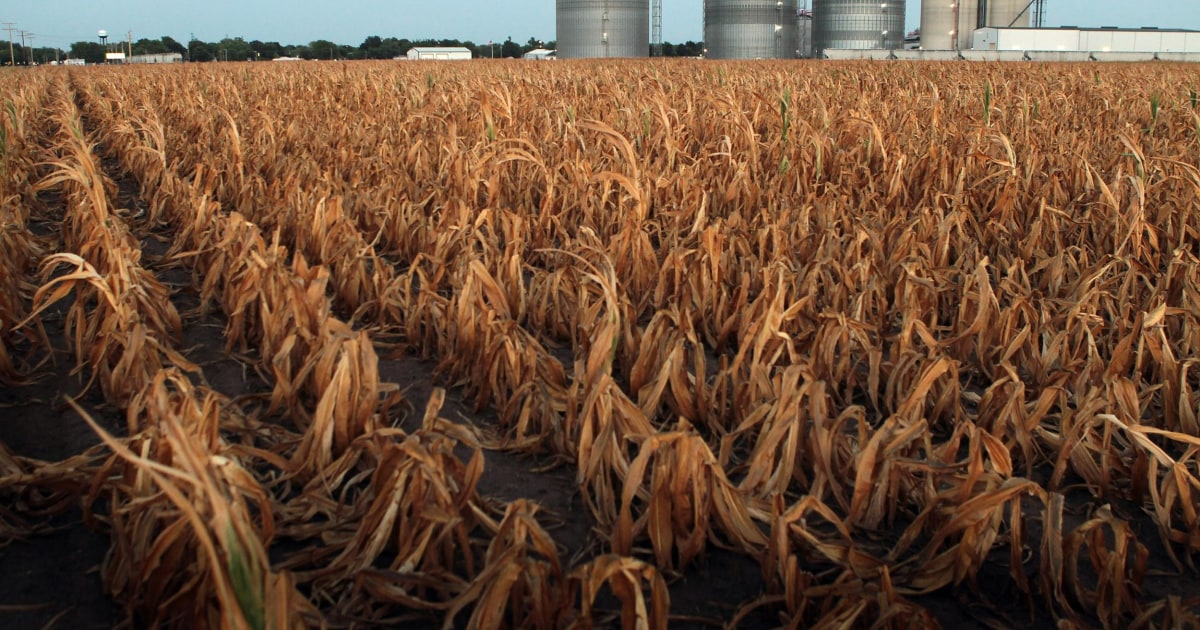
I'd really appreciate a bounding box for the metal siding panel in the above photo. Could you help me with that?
[706,0,800,59]
[1134,32,1160,51]
[921,0,992,50]
[1028,30,1080,51]
[987,0,1028,28]
[1083,32,1114,52]
[1160,32,1187,52]
[812,0,907,53]
[920,0,955,50]
[1110,32,1136,52]
[557,0,650,58]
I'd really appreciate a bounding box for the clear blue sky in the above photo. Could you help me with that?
[5,1,1199,50]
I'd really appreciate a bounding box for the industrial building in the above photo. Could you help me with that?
[405,47,473,61]
[704,0,800,60]
[129,53,183,64]
[557,0,650,58]
[973,27,1200,55]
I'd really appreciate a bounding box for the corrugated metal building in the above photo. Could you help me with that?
[129,53,183,64]
[406,47,473,60]
[973,27,1200,53]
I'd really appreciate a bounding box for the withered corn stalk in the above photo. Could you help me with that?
[6,60,1197,628]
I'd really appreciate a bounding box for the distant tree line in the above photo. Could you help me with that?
[1,45,68,66]
[4,34,706,65]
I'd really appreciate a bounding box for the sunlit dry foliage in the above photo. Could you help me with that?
[3,59,1200,628]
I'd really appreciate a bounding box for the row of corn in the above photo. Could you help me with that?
[0,71,54,385]
[73,61,1200,627]
[67,69,684,628]
[3,61,1199,627]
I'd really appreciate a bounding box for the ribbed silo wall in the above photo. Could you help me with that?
[705,0,801,59]
[812,0,906,53]
[988,0,1030,29]
[557,0,650,58]
[921,0,985,50]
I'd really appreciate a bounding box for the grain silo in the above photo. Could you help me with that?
[812,0,906,54]
[919,0,966,50]
[987,0,1031,30]
[705,0,801,59]
[919,0,1031,51]
[557,0,650,58]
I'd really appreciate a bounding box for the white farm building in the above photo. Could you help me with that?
[973,27,1200,60]
[129,53,183,64]
[405,47,472,60]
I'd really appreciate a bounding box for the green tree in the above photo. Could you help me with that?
[375,37,404,59]
[308,39,337,60]
[33,47,65,63]
[501,36,521,58]
[160,36,186,55]
[69,41,106,64]
[250,40,285,60]
[131,38,168,55]
[672,41,704,57]
[217,37,254,61]
[188,39,215,62]
[524,36,547,54]
[360,35,382,54]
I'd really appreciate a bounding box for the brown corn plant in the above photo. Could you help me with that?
[570,555,669,630]
[4,61,1200,628]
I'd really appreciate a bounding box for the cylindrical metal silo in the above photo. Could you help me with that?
[705,0,801,60]
[920,0,979,50]
[556,0,650,58]
[919,0,1028,51]
[987,0,1030,29]
[812,0,906,54]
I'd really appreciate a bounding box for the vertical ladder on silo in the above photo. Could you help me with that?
[652,0,663,56]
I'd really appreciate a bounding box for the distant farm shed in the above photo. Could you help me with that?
[129,53,183,64]
[406,47,472,60]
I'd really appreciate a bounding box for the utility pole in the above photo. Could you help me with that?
[3,23,15,67]
[26,33,33,64]
[19,30,27,65]
[127,30,132,58]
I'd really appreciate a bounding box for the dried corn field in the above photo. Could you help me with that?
[2,59,1200,629]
